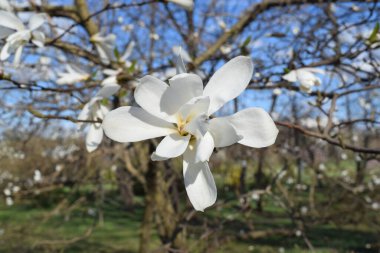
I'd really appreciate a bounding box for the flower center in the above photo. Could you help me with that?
[176,115,191,136]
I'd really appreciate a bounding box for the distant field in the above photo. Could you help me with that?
[0,186,378,253]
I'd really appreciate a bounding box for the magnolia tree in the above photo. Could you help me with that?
[0,0,379,252]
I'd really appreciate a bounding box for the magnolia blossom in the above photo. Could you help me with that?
[6,196,13,206]
[78,97,109,152]
[273,88,282,96]
[102,56,279,211]
[0,11,46,65]
[282,68,324,93]
[56,65,90,85]
[94,41,135,96]
[95,69,122,98]
[90,33,116,64]
[120,41,135,67]
[33,169,42,182]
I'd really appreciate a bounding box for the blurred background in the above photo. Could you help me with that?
[0,0,379,252]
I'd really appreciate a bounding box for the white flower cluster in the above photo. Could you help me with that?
[0,10,47,66]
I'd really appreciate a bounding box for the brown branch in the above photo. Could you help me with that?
[192,0,378,67]
[27,105,101,124]
[276,121,380,154]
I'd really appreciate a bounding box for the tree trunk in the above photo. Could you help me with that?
[116,167,134,211]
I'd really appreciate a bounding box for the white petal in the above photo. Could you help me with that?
[173,46,188,74]
[176,50,187,74]
[121,41,135,61]
[0,11,24,31]
[178,96,210,120]
[86,124,103,152]
[152,133,190,160]
[77,97,102,130]
[13,45,23,66]
[184,114,209,138]
[225,108,278,148]
[301,67,325,75]
[31,31,45,47]
[77,105,91,129]
[101,75,118,86]
[208,117,241,147]
[134,75,175,122]
[98,104,109,120]
[96,83,120,98]
[183,147,217,211]
[28,13,46,31]
[102,106,176,143]
[282,70,297,82]
[194,132,214,163]
[167,0,194,10]
[179,99,210,140]
[203,56,254,115]
[7,30,30,42]
[0,42,11,60]
[150,152,168,161]
[103,69,119,76]
[0,26,13,39]
[161,73,203,115]
[95,44,111,65]
[0,0,13,12]
[299,81,313,93]
[172,46,192,62]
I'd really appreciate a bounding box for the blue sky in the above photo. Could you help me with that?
[0,0,379,136]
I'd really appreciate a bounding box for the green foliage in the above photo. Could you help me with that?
[113,47,120,60]
[367,22,379,44]
[128,60,137,73]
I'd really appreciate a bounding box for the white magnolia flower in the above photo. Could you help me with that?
[12,185,20,193]
[5,196,13,206]
[95,69,122,98]
[220,45,232,55]
[102,56,279,211]
[292,26,300,35]
[217,18,227,30]
[0,11,46,65]
[56,65,90,85]
[33,169,42,182]
[94,42,135,97]
[273,88,282,96]
[90,33,116,64]
[166,0,193,10]
[120,41,135,67]
[282,68,325,93]
[3,188,11,196]
[149,33,160,40]
[78,97,109,152]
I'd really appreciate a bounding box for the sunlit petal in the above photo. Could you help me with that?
[208,117,241,147]
[183,146,217,211]
[225,108,278,148]
[102,106,176,142]
[0,11,24,31]
[161,73,203,115]
[203,56,253,115]
[86,124,103,152]
[134,75,175,122]
[152,133,190,160]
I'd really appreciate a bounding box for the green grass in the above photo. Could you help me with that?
[0,186,378,253]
